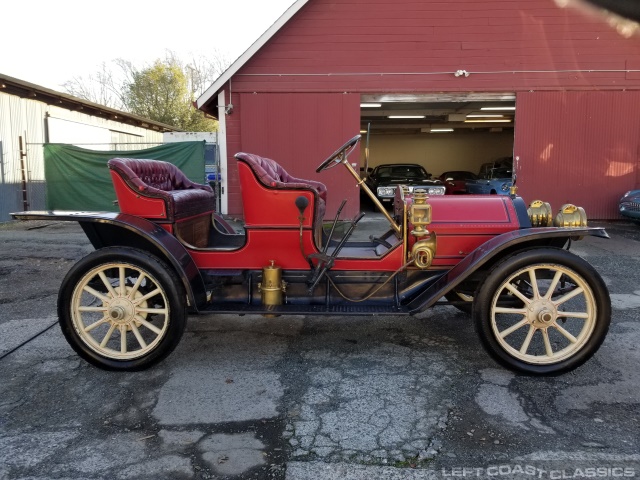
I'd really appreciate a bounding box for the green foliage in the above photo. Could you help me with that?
[63,51,229,132]
[124,60,217,132]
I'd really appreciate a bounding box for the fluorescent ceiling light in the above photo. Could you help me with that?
[466,114,506,118]
[480,106,516,111]
[388,115,425,119]
[464,119,512,123]
[430,128,453,132]
[361,103,382,107]
[360,130,368,134]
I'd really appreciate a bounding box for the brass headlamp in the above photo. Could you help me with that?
[409,190,432,237]
[527,200,553,227]
[409,189,437,269]
[554,204,587,228]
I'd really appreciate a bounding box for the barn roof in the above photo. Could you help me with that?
[195,0,310,114]
[0,73,180,132]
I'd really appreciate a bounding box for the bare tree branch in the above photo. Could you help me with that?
[62,51,230,131]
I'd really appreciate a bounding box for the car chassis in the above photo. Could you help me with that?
[12,135,611,375]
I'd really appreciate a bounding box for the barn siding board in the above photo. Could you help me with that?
[226,76,634,95]
[246,58,629,70]
[281,28,621,42]
[224,90,244,216]
[514,91,640,220]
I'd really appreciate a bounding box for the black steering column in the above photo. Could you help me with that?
[316,134,401,236]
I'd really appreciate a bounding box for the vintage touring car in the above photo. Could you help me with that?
[12,135,611,375]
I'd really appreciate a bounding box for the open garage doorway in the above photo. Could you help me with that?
[359,93,516,208]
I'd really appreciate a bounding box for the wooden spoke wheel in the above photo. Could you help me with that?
[58,247,186,371]
[473,248,610,375]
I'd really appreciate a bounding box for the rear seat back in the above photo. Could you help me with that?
[108,158,215,222]
[108,158,215,248]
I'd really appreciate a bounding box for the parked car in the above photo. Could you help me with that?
[11,135,611,375]
[365,163,445,204]
[619,189,640,223]
[466,158,513,195]
[438,171,477,195]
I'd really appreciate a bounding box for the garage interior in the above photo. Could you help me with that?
[359,94,516,179]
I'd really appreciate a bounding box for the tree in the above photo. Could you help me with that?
[123,60,211,131]
[63,51,230,132]
[63,61,128,110]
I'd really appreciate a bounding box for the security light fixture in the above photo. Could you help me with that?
[464,119,512,123]
[480,106,516,111]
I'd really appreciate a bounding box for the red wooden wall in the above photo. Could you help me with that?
[225,92,361,217]
[515,90,640,219]
[217,0,640,218]
[232,0,640,94]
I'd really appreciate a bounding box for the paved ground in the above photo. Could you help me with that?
[1,217,639,480]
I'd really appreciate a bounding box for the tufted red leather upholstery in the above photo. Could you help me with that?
[108,158,215,221]
[235,152,327,225]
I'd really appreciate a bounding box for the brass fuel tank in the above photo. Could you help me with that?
[259,260,286,317]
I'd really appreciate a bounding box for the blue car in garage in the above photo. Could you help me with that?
[466,158,513,195]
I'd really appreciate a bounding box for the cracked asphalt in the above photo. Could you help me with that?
[1,218,639,479]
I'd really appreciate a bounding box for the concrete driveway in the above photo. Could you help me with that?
[0,219,639,480]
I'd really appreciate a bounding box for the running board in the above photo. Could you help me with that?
[197,303,410,316]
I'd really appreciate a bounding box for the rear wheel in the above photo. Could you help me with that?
[473,248,610,375]
[58,247,187,371]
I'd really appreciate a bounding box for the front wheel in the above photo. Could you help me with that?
[473,248,610,375]
[58,247,187,371]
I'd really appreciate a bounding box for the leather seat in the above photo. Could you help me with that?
[235,152,327,227]
[108,158,215,221]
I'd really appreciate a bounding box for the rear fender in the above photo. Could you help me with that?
[13,211,206,311]
[81,217,206,312]
[406,227,608,314]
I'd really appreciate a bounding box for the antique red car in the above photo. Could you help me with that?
[12,135,611,375]
[438,170,477,195]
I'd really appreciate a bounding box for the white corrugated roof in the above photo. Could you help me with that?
[195,0,310,111]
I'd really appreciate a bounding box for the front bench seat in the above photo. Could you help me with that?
[235,152,327,238]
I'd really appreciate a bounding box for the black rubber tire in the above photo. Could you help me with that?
[444,291,473,314]
[58,247,187,371]
[473,248,611,375]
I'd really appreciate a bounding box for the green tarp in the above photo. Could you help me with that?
[44,142,205,212]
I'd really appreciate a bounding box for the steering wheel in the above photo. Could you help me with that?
[316,135,361,173]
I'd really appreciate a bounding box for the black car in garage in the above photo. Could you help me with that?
[364,163,446,204]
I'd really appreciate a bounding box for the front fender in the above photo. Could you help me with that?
[12,211,207,311]
[406,226,608,314]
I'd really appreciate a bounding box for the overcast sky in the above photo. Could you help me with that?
[1,0,297,91]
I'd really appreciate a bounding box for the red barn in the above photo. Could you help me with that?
[197,0,640,220]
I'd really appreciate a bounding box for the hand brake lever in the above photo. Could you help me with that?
[307,211,366,293]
